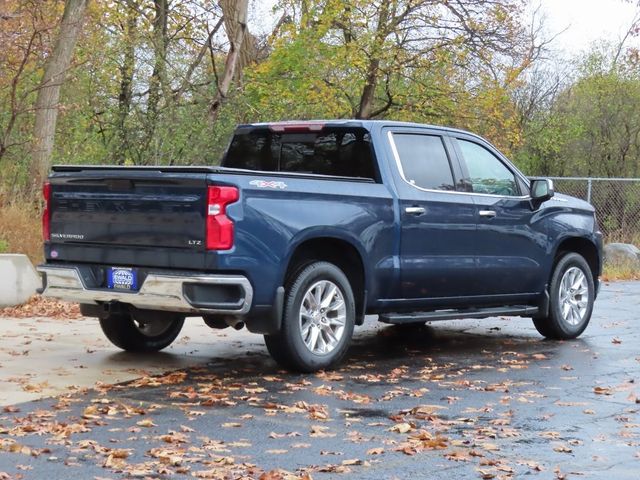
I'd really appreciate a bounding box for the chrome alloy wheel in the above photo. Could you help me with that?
[559,266,589,326]
[299,280,347,355]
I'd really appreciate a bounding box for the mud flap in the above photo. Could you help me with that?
[244,286,285,334]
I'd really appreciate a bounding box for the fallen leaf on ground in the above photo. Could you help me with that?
[221,422,242,428]
[136,419,156,428]
[445,451,472,462]
[310,425,335,438]
[594,386,613,395]
[389,422,413,434]
[477,469,496,479]
[317,464,350,473]
[553,445,573,453]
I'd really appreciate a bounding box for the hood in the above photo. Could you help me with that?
[548,192,595,212]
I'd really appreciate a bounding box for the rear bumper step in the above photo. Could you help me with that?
[37,265,253,314]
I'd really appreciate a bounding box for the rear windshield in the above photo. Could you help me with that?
[222,127,378,181]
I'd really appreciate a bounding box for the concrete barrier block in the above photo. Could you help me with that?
[0,254,41,307]
[604,243,640,268]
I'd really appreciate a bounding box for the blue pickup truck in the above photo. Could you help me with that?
[38,120,603,372]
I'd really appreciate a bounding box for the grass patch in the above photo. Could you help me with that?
[0,202,43,264]
[602,262,640,282]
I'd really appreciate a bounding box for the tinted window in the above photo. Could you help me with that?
[223,128,377,180]
[393,133,455,191]
[457,140,519,196]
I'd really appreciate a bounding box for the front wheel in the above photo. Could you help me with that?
[264,262,355,372]
[99,311,185,352]
[533,252,595,340]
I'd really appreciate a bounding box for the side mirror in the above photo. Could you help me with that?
[530,178,554,203]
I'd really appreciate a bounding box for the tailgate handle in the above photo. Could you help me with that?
[106,179,134,191]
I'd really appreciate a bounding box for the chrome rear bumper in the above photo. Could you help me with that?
[37,265,253,314]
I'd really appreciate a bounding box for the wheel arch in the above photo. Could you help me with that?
[552,236,600,282]
[282,233,368,325]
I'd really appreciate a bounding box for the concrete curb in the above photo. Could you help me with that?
[0,254,41,307]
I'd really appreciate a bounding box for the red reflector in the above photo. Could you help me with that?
[42,182,51,242]
[269,122,325,133]
[206,186,239,250]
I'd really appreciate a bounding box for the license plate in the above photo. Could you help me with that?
[107,267,138,291]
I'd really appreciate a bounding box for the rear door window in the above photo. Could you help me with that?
[392,133,455,191]
[223,128,378,180]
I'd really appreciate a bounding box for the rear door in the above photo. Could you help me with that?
[451,136,546,296]
[385,128,477,304]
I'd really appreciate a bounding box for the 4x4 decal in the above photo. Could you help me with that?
[249,180,287,189]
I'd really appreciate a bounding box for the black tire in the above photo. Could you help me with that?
[533,252,595,340]
[264,262,355,372]
[99,311,185,352]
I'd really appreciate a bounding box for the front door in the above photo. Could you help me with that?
[452,136,547,297]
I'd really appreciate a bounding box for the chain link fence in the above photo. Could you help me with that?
[549,177,640,243]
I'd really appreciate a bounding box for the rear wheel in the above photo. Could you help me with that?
[264,262,355,372]
[533,252,595,340]
[99,311,185,352]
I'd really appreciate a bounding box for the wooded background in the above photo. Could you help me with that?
[2,0,640,201]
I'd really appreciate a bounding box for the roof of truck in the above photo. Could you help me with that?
[236,119,477,137]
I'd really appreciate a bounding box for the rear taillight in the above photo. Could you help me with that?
[42,182,51,242]
[206,186,238,250]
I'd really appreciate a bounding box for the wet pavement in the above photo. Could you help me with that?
[0,315,263,405]
[0,282,639,479]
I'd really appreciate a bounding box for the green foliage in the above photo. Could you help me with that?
[0,239,8,254]
[3,0,640,203]
[246,0,530,156]
[517,45,640,177]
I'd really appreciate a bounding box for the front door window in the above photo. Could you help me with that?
[457,140,519,196]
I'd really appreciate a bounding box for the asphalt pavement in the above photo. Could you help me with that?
[0,282,639,479]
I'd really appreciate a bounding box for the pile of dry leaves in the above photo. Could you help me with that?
[0,295,81,319]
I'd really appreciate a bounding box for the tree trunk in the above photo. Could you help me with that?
[174,17,224,103]
[356,2,390,119]
[208,0,249,125]
[356,58,381,119]
[145,0,169,163]
[115,3,136,165]
[32,0,89,187]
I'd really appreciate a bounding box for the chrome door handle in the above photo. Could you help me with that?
[405,206,426,216]
[479,210,497,218]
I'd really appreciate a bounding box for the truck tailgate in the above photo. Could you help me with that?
[48,167,208,252]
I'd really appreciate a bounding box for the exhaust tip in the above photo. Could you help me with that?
[224,317,245,330]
